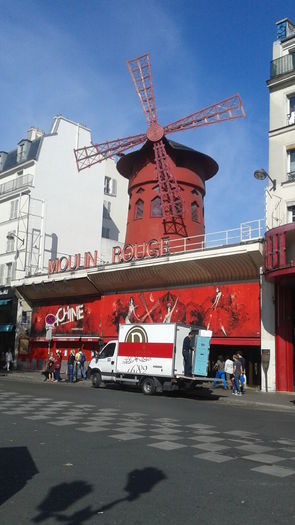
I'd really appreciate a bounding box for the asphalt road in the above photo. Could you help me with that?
[0,378,295,525]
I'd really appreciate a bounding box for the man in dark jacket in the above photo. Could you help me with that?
[67,350,75,383]
[182,331,195,376]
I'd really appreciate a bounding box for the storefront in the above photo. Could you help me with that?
[15,239,263,386]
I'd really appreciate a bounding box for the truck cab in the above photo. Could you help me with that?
[88,341,118,387]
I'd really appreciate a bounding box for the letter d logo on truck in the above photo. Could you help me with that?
[125,326,148,343]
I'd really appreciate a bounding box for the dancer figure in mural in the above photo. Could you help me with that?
[163,298,178,324]
[182,331,195,376]
[125,297,141,324]
[207,288,227,336]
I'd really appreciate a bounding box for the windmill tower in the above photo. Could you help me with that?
[74,53,245,245]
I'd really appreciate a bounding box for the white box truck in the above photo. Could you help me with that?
[87,323,212,395]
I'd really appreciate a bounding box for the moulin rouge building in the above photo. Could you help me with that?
[14,52,272,390]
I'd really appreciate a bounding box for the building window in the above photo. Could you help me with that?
[6,262,15,285]
[10,199,18,219]
[191,201,200,222]
[151,196,162,217]
[288,95,295,125]
[135,199,144,219]
[0,264,4,285]
[103,200,111,219]
[288,149,295,181]
[287,205,295,223]
[104,176,117,196]
[6,231,15,252]
[102,227,110,238]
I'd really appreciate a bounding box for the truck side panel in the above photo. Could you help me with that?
[117,342,174,376]
[117,323,176,377]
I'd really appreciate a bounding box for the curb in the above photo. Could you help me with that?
[216,397,295,413]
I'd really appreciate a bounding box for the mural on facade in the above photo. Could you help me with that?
[31,282,260,339]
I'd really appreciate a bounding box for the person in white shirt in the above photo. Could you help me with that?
[224,357,234,389]
[4,350,13,372]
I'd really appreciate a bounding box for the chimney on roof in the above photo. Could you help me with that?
[276,18,295,41]
[0,151,8,172]
[27,127,45,141]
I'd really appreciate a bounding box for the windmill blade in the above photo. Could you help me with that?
[153,140,183,219]
[164,94,245,135]
[74,132,146,171]
[127,53,158,125]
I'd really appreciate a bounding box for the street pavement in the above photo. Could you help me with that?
[2,369,295,413]
[0,374,295,524]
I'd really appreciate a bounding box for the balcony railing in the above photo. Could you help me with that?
[165,219,265,254]
[0,174,34,197]
[270,53,295,79]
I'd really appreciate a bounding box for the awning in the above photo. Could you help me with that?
[0,299,12,306]
[0,324,14,332]
[15,241,264,303]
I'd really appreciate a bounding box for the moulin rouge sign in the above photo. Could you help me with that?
[48,238,170,274]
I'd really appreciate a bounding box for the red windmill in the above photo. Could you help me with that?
[74,53,245,243]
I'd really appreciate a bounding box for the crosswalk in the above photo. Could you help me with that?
[1,389,295,478]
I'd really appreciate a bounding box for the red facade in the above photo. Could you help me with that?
[30,282,260,343]
[117,139,218,244]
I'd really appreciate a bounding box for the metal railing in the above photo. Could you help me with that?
[0,174,34,197]
[165,219,265,255]
[270,53,295,79]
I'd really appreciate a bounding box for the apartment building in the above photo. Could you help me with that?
[0,115,128,360]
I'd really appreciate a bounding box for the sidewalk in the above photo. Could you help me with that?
[1,370,295,413]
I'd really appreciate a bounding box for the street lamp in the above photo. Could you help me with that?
[6,233,24,246]
[254,168,276,191]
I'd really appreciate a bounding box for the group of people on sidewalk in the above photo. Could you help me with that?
[212,352,246,396]
[43,349,87,383]
[66,349,87,382]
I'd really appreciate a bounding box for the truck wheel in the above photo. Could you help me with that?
[92,371,102,388]
[141,377,156,395]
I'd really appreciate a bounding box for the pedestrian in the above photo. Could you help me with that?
[232,354,242,396]
[4,349,13,371]
[75,349,82,381]
[212,355,227,389]
[47,352,55,382]
[79,349,87,379]
[54,350,62,382]
[182,331,195,377]
[67,349,75,383]
[237,351,246,392]
[224,356,234,389]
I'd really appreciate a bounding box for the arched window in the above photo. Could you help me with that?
[135,199,144,219]
[191,201,200,222]
[151,196,162,217]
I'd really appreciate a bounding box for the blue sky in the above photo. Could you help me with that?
[0,0,294,233]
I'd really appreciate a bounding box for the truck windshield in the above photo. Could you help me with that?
[99,343,116,359]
